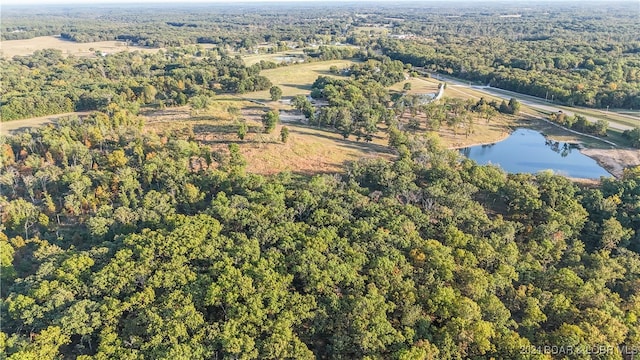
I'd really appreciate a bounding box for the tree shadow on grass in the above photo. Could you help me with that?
[289,123,393,155]
[193,123,262,134]
[243,105,268,111]
[314,69,351,77]
[193,123,238,134]
[5,126,45,135]
[281,83,312,91]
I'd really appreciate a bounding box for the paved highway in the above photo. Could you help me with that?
[430,73,636,132]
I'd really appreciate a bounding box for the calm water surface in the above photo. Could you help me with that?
[460,128,612,178]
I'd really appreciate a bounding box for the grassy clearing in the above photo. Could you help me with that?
[397,110,516,149]
[519,107,634,148]
[516,116,615,149]
[555,106,639,129]
[0,36,160,58]
[244,59,360,101]
[615,110,640,117]
[417,76,636,149]
[416,76,494,102]
[459,83,639,130]
[389,77,440,95]
[143,100,393,175]
[241,122,392,175]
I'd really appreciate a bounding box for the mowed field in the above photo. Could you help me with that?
[0,36,160,58]
[245,59,361,101]
[388,76,440,95]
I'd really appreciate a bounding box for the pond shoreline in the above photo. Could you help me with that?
[579,148,640,178]
[451,121,640,180]
[458,125,616,183]
[448,132,512,150]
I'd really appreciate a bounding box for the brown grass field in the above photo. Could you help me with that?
[4,54,637,178]
[142,98,393,175]
[0,36,160,58]
[389,77,440,95]
[352,26,390,35]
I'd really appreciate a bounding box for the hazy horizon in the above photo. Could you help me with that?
[1,0,628,5]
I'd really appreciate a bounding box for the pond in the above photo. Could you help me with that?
[460,128,612,178]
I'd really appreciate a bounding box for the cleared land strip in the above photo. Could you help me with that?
[470,85,635,132]
[0,112,89,135]
[427,72,636,132]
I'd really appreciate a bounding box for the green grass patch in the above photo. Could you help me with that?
[389,77,440,95]
[554,106,640,130]
[244,59,360,101]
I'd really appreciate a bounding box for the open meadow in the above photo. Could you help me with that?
[244,59,360,102]
[0,35,160,58]
[141,98,393,175]
[388,77,440,95]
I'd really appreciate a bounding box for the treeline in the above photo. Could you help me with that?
[622,128,640,148]
[1,48,271,121]
[365,2,640,110]
[380,39,640,110]
[288,57,405,140]
[1,110,639,359]
[549,112,609,137]
[2,5,351,49]
[303,45,363,61]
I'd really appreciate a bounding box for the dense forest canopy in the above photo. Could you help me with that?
[1,110,639,359]
[1,3,352,47]
[2,2,640,359]
[0,48,277,121]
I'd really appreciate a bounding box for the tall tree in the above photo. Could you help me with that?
[269,86,283,101]
[262,110,279,134]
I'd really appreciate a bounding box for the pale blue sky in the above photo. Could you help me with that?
[6,0,374,4]
[2,0,620,4]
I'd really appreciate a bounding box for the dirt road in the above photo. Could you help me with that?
[0,112,89,135]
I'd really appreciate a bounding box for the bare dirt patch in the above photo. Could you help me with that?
[580,148,640,178]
